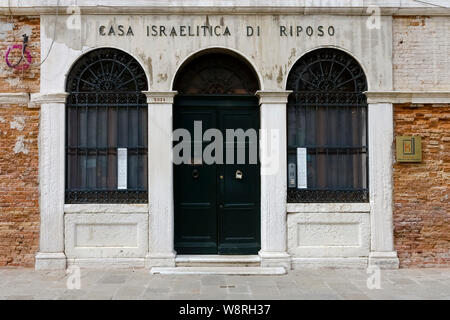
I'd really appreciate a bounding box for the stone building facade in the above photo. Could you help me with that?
[0,1,448,271]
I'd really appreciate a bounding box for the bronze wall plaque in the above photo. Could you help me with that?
[396,136,422,162]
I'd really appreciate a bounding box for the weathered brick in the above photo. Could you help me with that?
[393,16,450,91]
[393,104,450,268]
[0,104,40,267]
[0,16,40,267]
[0,16,40,93]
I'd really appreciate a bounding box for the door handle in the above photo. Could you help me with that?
[192,169,199,179]
[235,170,243,180]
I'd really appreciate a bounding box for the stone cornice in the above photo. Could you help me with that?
[143,91,178,104]
[30,93,69,106]
[1,0,449,16]
[364,91,450,104]
[0,93,30,105]
[256,91,292,104]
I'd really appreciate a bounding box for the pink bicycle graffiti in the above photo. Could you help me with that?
[5,44,32,71]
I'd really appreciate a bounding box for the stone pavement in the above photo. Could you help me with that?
[0,268,449,300]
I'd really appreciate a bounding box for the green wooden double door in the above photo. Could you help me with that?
[174,96,261,255]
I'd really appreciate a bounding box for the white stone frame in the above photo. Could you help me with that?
[33,72,400,271]
[141,90,294,270]
[34,46,153,269]
[32,90,402,270]
[33,85,450,269]
[281,45,401,269]
[32,11,414,270]
[284,99,400,269]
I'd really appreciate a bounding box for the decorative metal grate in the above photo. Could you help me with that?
[65,190,148,204]
[287,189,369,203]
[286,49,367,93]
[173,53,259,95]
[65,49,148,204]
[286,48,369,203]
[66,48,147,93]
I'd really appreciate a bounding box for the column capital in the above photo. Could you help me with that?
[143,91,178,104]
[255,90,292,104]
[30,92,68,106]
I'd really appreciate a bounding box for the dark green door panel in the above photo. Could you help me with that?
[174,109,218,254]
[174,96,260,255]
[217,109,260,254]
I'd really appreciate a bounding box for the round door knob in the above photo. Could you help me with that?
[192,169,199,179]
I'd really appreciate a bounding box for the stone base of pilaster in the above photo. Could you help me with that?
[145,252,176,268]
[368,251,400,269]
[35,252,67,270]
[258,251,291,270]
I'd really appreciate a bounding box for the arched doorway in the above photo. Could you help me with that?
[173,51,261,254]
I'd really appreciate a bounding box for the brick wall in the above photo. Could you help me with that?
[393,104,450,267]
[0,104,40,267]
[393,16,450,91]
[0,16,40,267]
[0,16,40,93]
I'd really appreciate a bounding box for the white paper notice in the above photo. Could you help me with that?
[297,148,307,189]
[117,148,127,190]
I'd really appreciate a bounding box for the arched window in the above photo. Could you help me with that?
[286,48,368,202]
[65,48,148,203]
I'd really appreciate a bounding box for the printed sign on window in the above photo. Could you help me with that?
[297,148,307,189]
[117,148,127,190]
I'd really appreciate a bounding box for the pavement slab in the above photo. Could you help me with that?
[0,268,448,300]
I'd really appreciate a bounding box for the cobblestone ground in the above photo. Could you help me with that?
[0,268,449,300]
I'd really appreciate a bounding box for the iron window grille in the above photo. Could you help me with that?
[65,48,148,204]
[286,48,369,203]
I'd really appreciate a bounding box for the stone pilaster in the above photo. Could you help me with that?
[366,98,399,269]
[34,93,68,270]
[255,91,292,270]
[143,91,178,268]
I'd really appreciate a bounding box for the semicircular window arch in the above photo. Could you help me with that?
[173,53,259,95]
[67,49,148,93]
[286,48,369,203]
[65,48,148,204]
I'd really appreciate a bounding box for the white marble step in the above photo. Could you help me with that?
[175,255,261,267]
[150,266,286,275]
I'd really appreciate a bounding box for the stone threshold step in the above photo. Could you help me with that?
[150,266,286,275]
[175,255,261,263]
